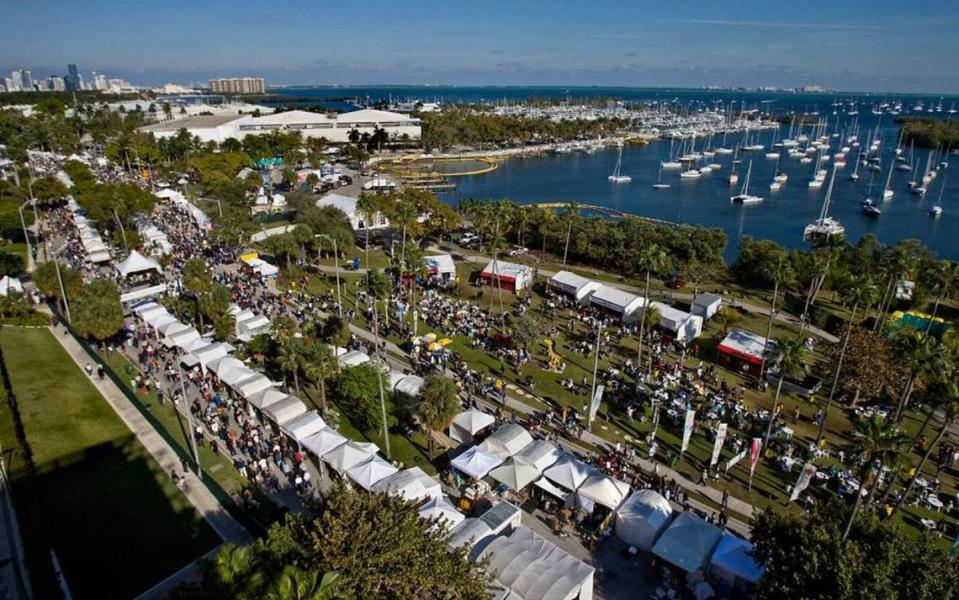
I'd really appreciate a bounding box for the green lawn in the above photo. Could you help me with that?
[0,327,220,599]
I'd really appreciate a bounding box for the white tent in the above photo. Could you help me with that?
[236,314,270,340]
[418,496,465,530]
[513,440,561,472]
[425,254,456,277]
[338,350,370,368]
[301,428,348,458]
[576,473,631,511]
[651,302,703,345]
[232,374,274,399]
[691,293,723,321]
[478,423,534,460]
[651,511,723,572]
[448,519,493,551]
[137,304,169,324]
[347,456,398,491]
[209,357,250,384]
[280,411,327,442]
[0,276,25,296]
[480,259,534,291]
[590,285,645,320]
[262,395,307,425]
[115,251,162,278]
[248,388,290,411]
[132,301,160,315]
[166,327,201,350]
[451,446,503,480]
[614,489,673,551]
[392,375,425,398]
[146,312,178,333]
[548,271,603,303]
[489,459,541,491]
[157,320,190,337]
[372,467,442,503]
[710,534,764,586]
[186,343,232,372]
[449,408,495,445]
[324,441,379,474]
[543,454,597,493]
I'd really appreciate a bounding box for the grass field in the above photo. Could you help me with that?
[0,327,220,599]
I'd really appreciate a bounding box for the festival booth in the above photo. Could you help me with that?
[575,472,631,512]
[143,311,178,336]
[346,456,398,491]
[450,446,503,480]
[543,454,597,495]
[651,511,723,573]
[324,440,379,475]
[449,408,496,446]
[709,534,764,592]
[614,489,673,551]
[186,343,233,374]
[512,440,562,472]
[418,496,466,530]
[489,459,542,492]
[548,271,603,304]
[473,526,595,600]
[716,329,776,378]
[478,423,534,460]
[425,254,456,279]
[0,276,25,296]
[280,410,327,443]
[338,350,370,368]
[236,314,271,342]
[480,260,534,292]
[448,519,494,552]
[157,320,190,339]
[372,467,442,503]
[691,293,723,321]
[232,374,274,400]
[164,326,201,350]
[300,427,348,461]
[589,285,645,321]
[261,395,308,427]
[651,302,703,346]
[240,253,279,279]
[208,357,252,386]
[391,374,425,398]
[247,388,290,412]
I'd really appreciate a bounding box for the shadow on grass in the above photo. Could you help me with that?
[0,330,36,476]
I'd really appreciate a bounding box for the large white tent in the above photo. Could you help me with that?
[324,441,379,474]
[0,276,24,296]
[425,254,456,278]
[589,285,645,320]
[478,423,534,460]
[651,511,723,573]
[300,428,348,458]
[187,343,232,372]
[372,467,442,503]
[115,250,162,278]
[449,408,495,445]
[710,534,764,586]
[512,439,561,472]
[280,411,327,442]
[209,357,250,384]
[489,459,541,491]
[232,374,274,399]
[651,302,703,346]
[614,489,673,551]
[418,496,465,530]
[346,456,398,491]
[576,473,631,511]
[165,327,201,350]
[157,320,190,338]
[543,454,597,493]
[448,519,494,552]
[261,395,307,425]
[451,446,503,480]
[248,388,290,411]
[338,350,370,368]
[548,270,603,303]
[392,374,425,398]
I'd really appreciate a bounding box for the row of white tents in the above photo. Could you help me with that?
[154,187,212,231]
[336,348,426,398]
[229,304,271,342]
[66,196,112,264]
[548,270,704,345]
[133,214,174,256]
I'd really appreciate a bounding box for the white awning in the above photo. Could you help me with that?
[338,350,370,367]
[451,446,503,480]
[576,473,631,511]
[615,489,673,552]
[0,276,25,296]
[489,459,541,491]
[232,374,274,399]
[116,250,162,278]
[248,388,290,411]
[300,428,348,458]
[513,440,561,472]
[651,511,723,572]
[165,327,201,350]
[346,456,398,491]
[280,411,327,442]
[372,467,442,503]
[418,496,465,530]
[543,454,597,492]
[261,395,307,425]
[478,423,534,460]
[324,441,379,474]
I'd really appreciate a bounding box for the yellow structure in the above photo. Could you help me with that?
[543,339,563,372]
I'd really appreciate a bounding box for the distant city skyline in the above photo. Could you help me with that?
[3,0,959,93]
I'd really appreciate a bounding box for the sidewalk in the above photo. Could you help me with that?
[50,326,252,547]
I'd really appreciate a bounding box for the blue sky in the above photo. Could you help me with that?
[3,0,959,92]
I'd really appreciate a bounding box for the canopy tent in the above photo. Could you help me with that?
[425,254,456,277]
[589,285,645,320]
[0,276,25,296]
[236,314,270,341]
[651,511,723,573]
[548,270,603,303]
[451,446,503,480]
[614,489,673,551]
[338,350,370,368]
[448,519,494,551]
[132,301,160,315]
[372,467,442,503]
[474,527,595,600]
[392,375,425,398]
[576,473,631,511]
[115,251,162,278]
[324,441,379,474]
[261,395,307,426]
[165,327,201,350]
[651,302,703,345]
[146,312,179,333]
[478,423,534,460]
[137,304,169,324]
[232,374,274,399]
[691,293,723,320]
[534,477,571,503]
[185,343,232,372]
[710,534,764,586]
[449,408,495,445]
[489,459,541,491]
[346,456,398,491]
[209,357,250,385]
[280,410,327,442]
[480,259,534,292]
[543,454,597,493]
[300,427,348,458]
[418,496,465,530]
[157,320,190,337]
[513,440,561,472]
[247,388,288,411]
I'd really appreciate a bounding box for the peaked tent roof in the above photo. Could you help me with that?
[261,395,307,426]
[324,441,379,474]
[300,427,348,458]
[418,496,465,530]
[280,410,327,442]
[614,489,673,551]
[576,472,631,511]
[513,439,561,472]
[116,250,162,278]
[372,466,442,503]
[451,408,495,435]
[0,276,24,296]
[489,459,541,491]
[651,511,723,572]
[543,454,597,492]
[451,446,503,480]
[248,388,290,411]
[478,423,534,460]
[346,455,398,491]
[710,533,764,584]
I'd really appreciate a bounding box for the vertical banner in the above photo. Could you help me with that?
[748,438,762,489]
[681,409,696,453]
[725,448,747,474]
[588,385,605,423]
[789,462,818,502]
[710,423,728,467]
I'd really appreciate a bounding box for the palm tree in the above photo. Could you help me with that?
[535,206,556,255]
[303,341,335,411]
[356,192,380,269]
[561,201,580,267]
[716,305,743,337]
[923,259,958,332]
[514,204,532,247]
[842,414,908,541]
[761,337,808,450]
[264,566,339,600]
[393,193,421,267]
[278,338,305,393]
[796,251,828,336]
[892,332,944,423]
[759,255,795,380]
[634,244,670,384]
[365,269,392,460]
[416,374,460,458]
[816,275,879,446]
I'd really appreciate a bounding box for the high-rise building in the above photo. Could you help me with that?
[66,63,80,91]
[50,76,66,91]
[92,72,108,91]
[209,77,265,94]
[20,70,33,91]
[1,78,13,93]
[35,79,49,92]
[9,71,22,92]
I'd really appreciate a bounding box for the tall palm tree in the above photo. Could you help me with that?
[415,374,460,458]
[816,275,879,446]
[842,414,907,541]
[535,206,556,255]
[762,337,808,450]
[561,201,580,267]
[759,255,795,380]
[634,244,669,383]
[365,269,392,460]
[892,332,943,423]
[264,566,339,600]
[278,338,305,393]
[356,192,380,269]
[797,251,828,336]
[514,204,532,247]
[393,193,421,267]
[303,341,335,411]
[923,259,958,332]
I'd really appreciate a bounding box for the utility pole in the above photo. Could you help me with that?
[587,320,603,431]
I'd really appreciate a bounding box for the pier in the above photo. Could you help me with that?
[532,203,678,227]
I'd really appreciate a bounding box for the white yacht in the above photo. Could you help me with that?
[731,161,763,203]
[805,169,845,240]
[608,145,631,183]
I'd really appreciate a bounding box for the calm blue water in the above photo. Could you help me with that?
[272,87,959,259]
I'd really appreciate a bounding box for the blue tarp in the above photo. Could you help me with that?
[709,533,764,584]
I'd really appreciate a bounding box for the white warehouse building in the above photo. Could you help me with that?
[139,108,421,144]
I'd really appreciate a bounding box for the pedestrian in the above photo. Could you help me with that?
[84,363,93,377]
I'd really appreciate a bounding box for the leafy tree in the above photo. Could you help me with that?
[415,374,461,458]
[32,261,82,301]
[761,337,807,450]
[199,282,232,325]
[278,338,306,393]
[336,363,387,431]
[842,414,907,540]
[715,305,742,336]
[72,278,124,341]
[302,340,336,411]
[821,324,909,406]
[891,331,945,422]
[511,314,547,355]
[28,175,68,204]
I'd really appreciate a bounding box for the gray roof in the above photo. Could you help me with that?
[140,114,241,133]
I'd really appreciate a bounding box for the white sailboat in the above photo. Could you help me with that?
[608,145,631,183]
[805,169,845,239]
[652,164,670,190]
[731,160,763,203]
[882,157,895,200]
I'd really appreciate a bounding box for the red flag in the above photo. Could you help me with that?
[749,437,762,481]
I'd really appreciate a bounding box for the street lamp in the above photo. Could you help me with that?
[176,353,203,481]
[314,234,342,317]
[17,199,35,271]
[49,244,72,323]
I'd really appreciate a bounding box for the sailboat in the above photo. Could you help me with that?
[882,157,895,200]
[731,160,762,203]
[652,165,670,190]
[728,148,740,185]
[805,169,846,239]
[608,145,631,183]
[661,138,682,169]
[930,174,947,216]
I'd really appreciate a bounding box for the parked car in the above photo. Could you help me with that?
[507,245,528,256]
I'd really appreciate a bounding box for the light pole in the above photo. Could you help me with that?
[17,199,34,272]
[314,234,342,317]
[49,245,72,323]
[587,320,603,432]
[176,355,203,481]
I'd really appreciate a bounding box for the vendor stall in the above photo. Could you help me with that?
[480,259,534,292]
[651,511,723,572]
[716,329,776,378]
[548,271,602,303]
[614,489,673,551]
